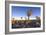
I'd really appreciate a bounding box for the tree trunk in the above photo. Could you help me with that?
[28,16,29,20]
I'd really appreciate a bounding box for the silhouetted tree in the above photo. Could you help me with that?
[21,17,23,20]
[27,9,32,20]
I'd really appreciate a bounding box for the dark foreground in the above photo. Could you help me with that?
[12,20,41,29]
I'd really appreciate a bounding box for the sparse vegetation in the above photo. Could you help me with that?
[12,18,41,28]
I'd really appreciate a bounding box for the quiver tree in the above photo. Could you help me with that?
[21,17,23,20]
[27,9,32,20]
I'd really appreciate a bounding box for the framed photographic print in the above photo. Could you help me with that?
[5,1,45,34]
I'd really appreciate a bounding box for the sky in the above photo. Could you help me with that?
[12,6,40,18]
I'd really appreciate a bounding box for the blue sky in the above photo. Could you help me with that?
[12,6,40,17]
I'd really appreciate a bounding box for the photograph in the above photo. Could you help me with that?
[12,6,41,28]
[9,4,43,32]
